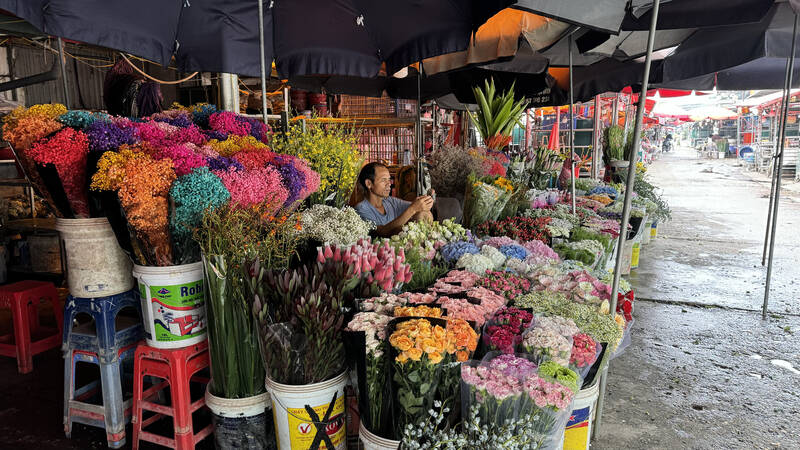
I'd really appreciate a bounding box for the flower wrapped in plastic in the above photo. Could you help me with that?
[483,307,533,354]
[440,241,479,264]
[521,325,572,366]
[462,175,515,229]
[345,312,392,434]
[455,253,494,275]
[388,317,449,437]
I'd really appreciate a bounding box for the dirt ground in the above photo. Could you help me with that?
[593,147,800,449]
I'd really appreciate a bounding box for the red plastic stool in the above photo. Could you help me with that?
[132,340,213,450]
[0,280,62,373]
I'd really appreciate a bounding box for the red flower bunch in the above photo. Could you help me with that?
[233,148,277,170]
[28,127,90,217]
[616,290,634,322]
[484,307,534,353]
[476,271,531,300]
[570,333,599,368]
[476,216,552,243]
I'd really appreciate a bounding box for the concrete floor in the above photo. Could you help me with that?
[1,146,799,449]
[593,147,800,449]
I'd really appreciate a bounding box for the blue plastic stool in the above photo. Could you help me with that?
[62,290,144,448]
[62,290,140,363]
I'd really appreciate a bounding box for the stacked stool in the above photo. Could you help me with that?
[0,280,62,374]
[62,290,142,448]
[132,340,213,449]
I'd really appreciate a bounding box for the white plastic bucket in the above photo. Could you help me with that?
[562,379,600,450]
[359,422,399,450]
[205,388,270,418]
[56,218,133,298]
[642,221,653,244]
[265,372,348,450]
[133,262,206,348]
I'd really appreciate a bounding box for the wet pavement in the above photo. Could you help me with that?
[594,147,800,449]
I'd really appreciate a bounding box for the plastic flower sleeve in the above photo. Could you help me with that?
[342,328,391,437]
[521,327,573,367]
[610,317,635,361]
[386,317,447,439]
[258,322,307,386]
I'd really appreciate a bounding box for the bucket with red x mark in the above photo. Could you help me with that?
[266,371,347,450]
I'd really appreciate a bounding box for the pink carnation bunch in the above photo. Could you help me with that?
[524,374,575,410]
[570,333,599,368]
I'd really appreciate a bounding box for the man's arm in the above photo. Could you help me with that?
[375,202,420,237]
[375,196,433,237]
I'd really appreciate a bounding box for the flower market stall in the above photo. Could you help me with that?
[0,91,670,450]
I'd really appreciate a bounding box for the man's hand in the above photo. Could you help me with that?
[410,195,434,213]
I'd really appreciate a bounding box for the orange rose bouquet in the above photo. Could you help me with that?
[388,317,478,437]
[389,317,448,437]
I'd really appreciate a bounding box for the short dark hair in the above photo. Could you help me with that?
[357,162,387,192]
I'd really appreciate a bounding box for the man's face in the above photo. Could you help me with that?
[367,166,392,198]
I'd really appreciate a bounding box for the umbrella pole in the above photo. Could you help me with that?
[763,12,798,318]
[593,95,603,179]
[762,48,795,266]
[762,150,780,265]
[569,34,576,214]
[417,69,424,195]
[56,38,70,108]
[257,0,269,125]
[594,0,661,437]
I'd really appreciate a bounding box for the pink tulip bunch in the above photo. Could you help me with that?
[317,238,412,293]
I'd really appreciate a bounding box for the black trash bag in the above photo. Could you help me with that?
[35,163,73,218]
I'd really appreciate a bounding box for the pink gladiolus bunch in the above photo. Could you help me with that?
[570,333,599,368]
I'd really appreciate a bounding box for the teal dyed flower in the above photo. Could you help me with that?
[169,167,230,251]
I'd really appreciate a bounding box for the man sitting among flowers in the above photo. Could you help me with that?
[355,162,434,237]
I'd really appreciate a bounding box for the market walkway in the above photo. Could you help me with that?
[594,146,800,449]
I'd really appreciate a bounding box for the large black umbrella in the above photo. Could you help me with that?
[662,2,800,88]
[0,0,512,78]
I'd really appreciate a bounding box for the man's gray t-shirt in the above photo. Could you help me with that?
[355,197,411,226]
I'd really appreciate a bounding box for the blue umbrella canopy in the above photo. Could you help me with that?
[0,0,512,78]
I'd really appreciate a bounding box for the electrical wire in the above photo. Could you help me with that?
[120,53,197,84]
